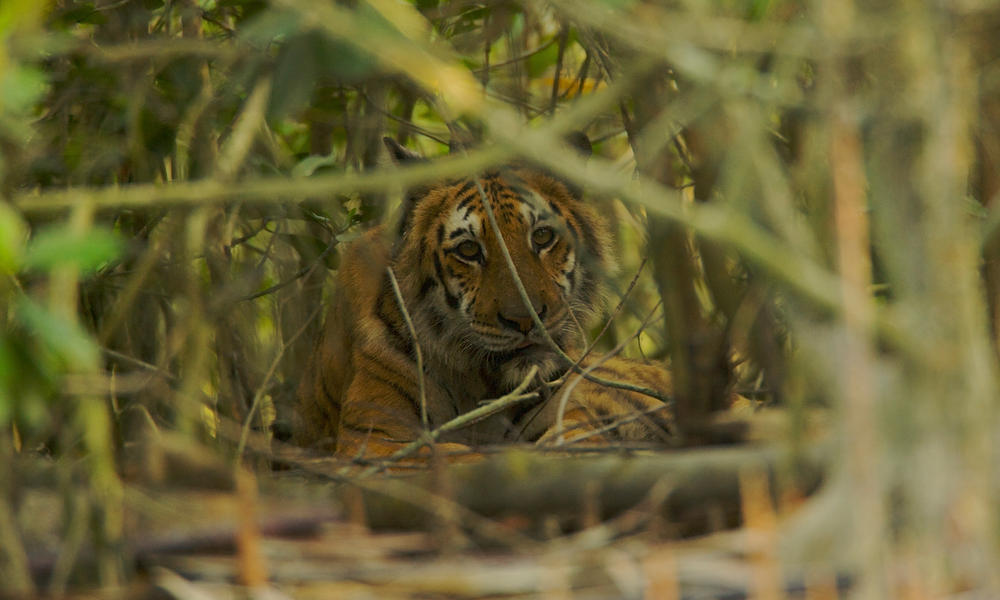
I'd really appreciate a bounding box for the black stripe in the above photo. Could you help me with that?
[580,278,596,306]
[375,275,416,358]
[340,421,396,438]
[417,235,427,260]
[433,253,461,310]
[507,185,534,205]
[455,188,479,211]
[358,349,419,407]
[417,276,438,298]
[433,252,447,282]
[428,306,446,335]
[320,373,340,405]
[444,289,460,310]
[455,179,477,198]
[565,263,577,290]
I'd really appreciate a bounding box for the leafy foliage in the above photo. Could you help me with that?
[2,0,1000,595]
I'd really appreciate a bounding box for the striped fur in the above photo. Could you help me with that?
[293,158,673,457]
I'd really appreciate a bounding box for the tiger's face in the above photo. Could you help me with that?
[393,164,612,391]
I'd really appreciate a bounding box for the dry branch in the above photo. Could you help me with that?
[332,445,826,535]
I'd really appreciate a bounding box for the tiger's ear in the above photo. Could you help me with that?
[383,137,425,164]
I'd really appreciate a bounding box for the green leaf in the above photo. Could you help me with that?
[291,153,338,178]
[276,232,338,269]
[0,203,26,272]
[0,337,14,426]
[23,226,122,274]
[268,32,321,120]
[55,3,106,26]
[239,8,301,47]
[15,297,100,369]
[526,39,562,78]
[746,0,772,20]
[268,31,375,120]
[0,65,48,116]
[319,37,376,82]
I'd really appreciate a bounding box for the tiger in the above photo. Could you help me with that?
[292,136,673,458]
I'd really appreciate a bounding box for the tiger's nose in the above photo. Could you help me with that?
[498,304,547,335]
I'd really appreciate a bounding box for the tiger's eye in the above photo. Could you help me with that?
[532,226,555,248]
[456,240,482,260]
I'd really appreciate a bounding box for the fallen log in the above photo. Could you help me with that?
[311,444,827,537]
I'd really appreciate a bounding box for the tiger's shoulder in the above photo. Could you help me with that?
[291,225,402,451]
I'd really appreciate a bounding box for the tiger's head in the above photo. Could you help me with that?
[385,138,614,391]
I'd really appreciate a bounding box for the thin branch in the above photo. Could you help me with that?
[564,51,592,101]
[560,398,673,447]
[12,148,510,214]
[550,300,671,446]
[480,8,490,89]
[360,366,541,477]
[470,38,558,75]
[474,107,925,359]
[550,26,569,115]
[386,267,429,431]
[554,257,649,385]
[100,347,177,382]
[215,76,272,180]
[0,489,33,595]
[579,257,649,364]
[84,39,242,62]
[235,303,323,463]
[473,179,672,404]
[241,236,337,302]
[359,91,452,146]
[12,74,915,356]
[227,219,272,249]
[199,11,236,36]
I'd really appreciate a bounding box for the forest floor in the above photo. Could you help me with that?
[16,442,849,599]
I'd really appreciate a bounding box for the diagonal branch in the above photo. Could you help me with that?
[386,267,429,431]
[359,366,542,477]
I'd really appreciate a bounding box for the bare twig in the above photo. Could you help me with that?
[566,52,592,101]
[100,347,177,382]
[0,489,33,595]
[215,76,272,180]
[235,304,323,463]
[360,366,541,477]
[549,301,670,446]
[550,26,569,115]
[241,236,337,302]
[578,257,649,364]
[470,38,558,75]
[473,179,672,404]
[386,267,428,431]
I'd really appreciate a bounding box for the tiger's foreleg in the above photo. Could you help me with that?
[335,355,471,459]
[525,358,675,446]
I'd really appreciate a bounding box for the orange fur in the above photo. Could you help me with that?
[294,157,673,458]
